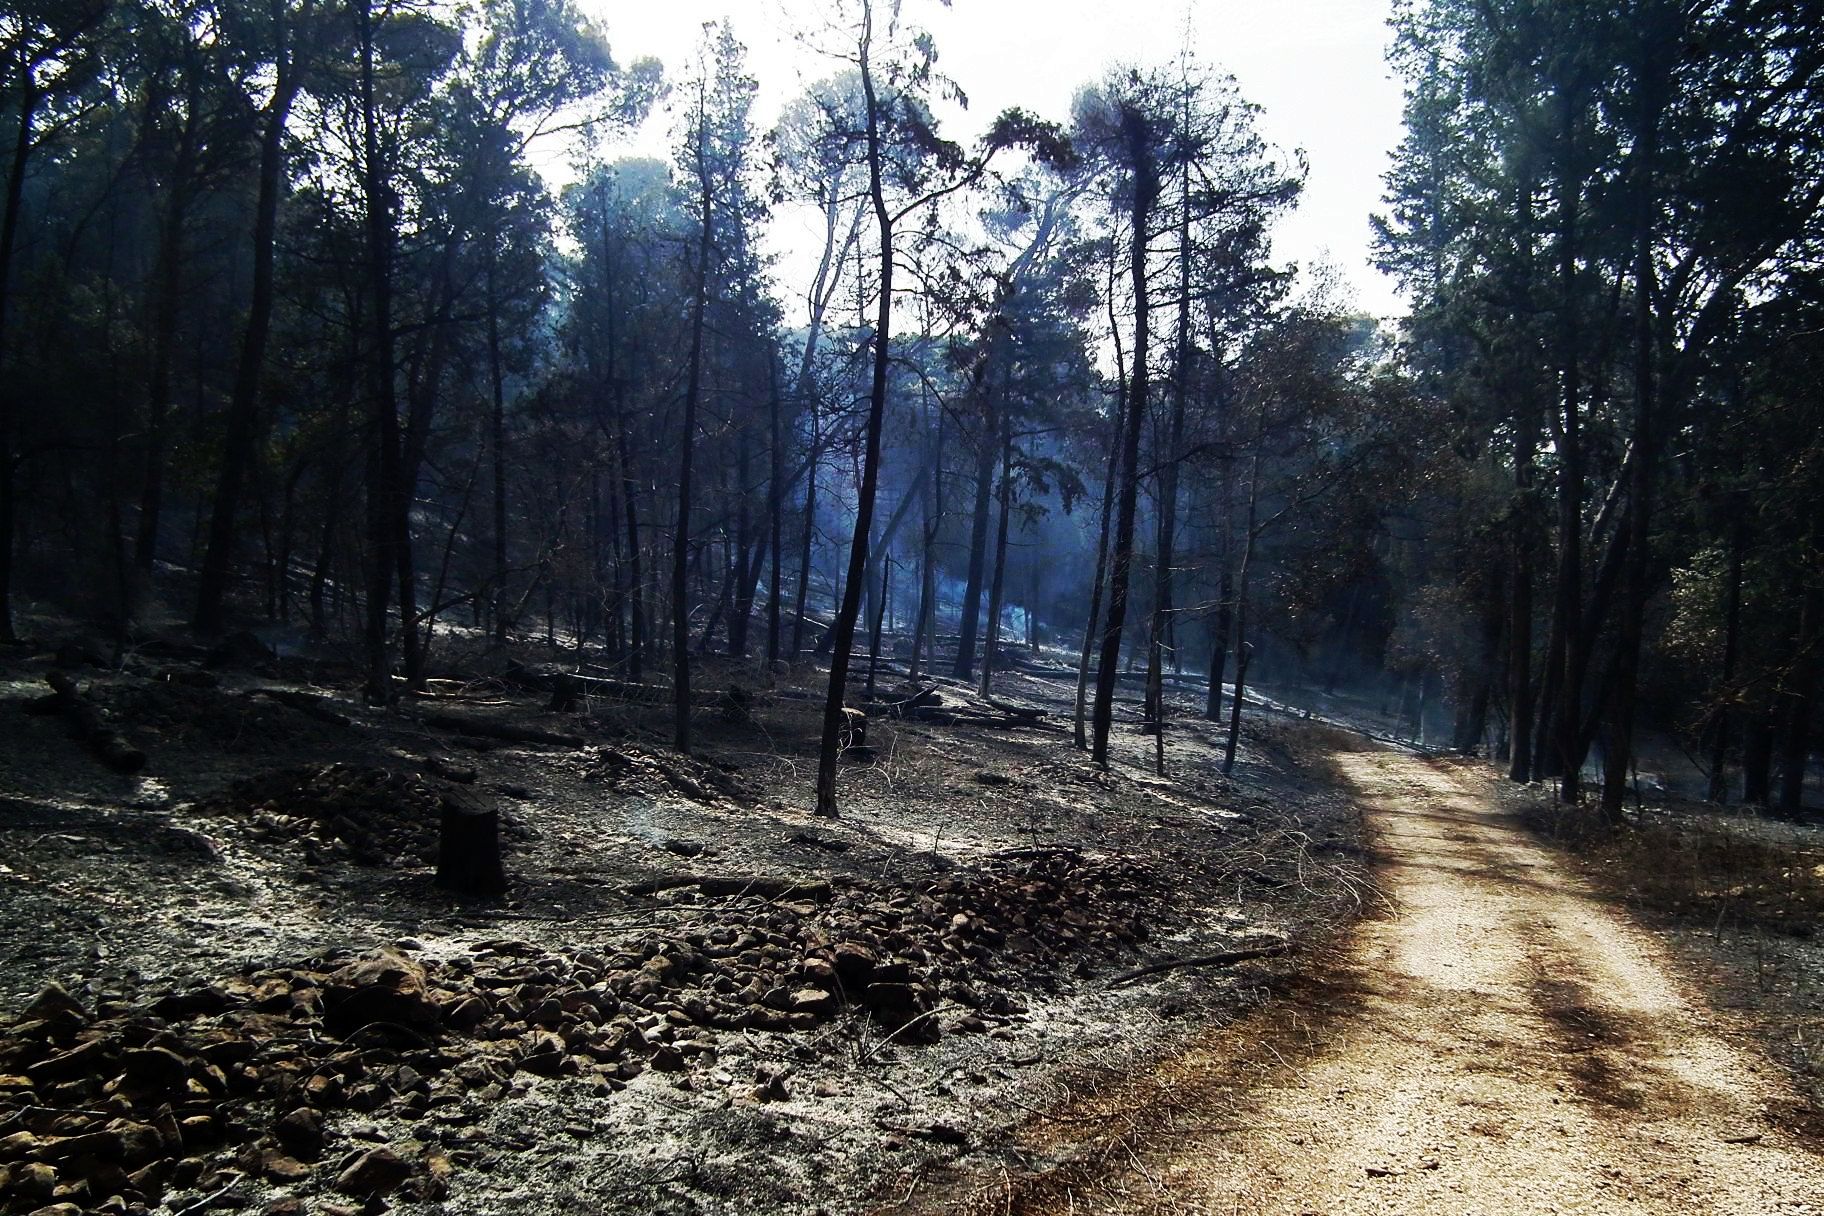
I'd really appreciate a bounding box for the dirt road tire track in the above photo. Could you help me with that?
[989,746,1824,1215]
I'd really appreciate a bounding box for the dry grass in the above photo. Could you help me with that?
[1521,798,1824,938]
[1518,791,1824,1131]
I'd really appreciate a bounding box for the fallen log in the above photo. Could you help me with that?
[982,695,1046,721]
[420,712,584,749]
[1105,941,1290,987]
[865,684,941,719]
[898,705,1060,732]
[256,687,352,727]
[29,671,147,774]
[504,661,656,706]
[789,831,851,852]
[624,875,834,902]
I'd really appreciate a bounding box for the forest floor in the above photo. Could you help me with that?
[0,627,1371,1216]
[912,746,1824,1215]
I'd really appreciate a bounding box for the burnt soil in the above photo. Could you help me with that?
[0,635,1368,1216]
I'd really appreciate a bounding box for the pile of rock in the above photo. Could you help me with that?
[0,960,469,1215]
[0,848,1163,1214]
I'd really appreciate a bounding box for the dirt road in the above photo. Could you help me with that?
[1010,747,1824,1215]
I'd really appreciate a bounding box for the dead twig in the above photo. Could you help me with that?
[1104,942,1290,987]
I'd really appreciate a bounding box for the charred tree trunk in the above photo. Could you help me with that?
[909,396,941,679]
[953,407,997,681]
[1743,710,1775,806]
[1707,508,1746,802]
[1207,438,1236,723]
[196,1,298,635]
[616,408,643,680]
[1090,117,1159,769]
[978,424,1014,699]
[1778,571,1822,817]
[1552,124,1586,805]
[1222,452,1262,777]
[136,89,199,574]
[354,0,401,705]
[486,243,511,645]
[0,63,39,643]
[1599,229,1660,823]
[1508,399,1539,780]
[1073,415,1119,748]
[791,420,817,659]
[671,85,714,753]
[815,41,895,819]
[866,554,890,697]
[1143,179,1191,771]
[1077,248,1128,748]
[767,353,783,667]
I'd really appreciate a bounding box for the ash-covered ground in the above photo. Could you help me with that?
[0,633,1369,1216]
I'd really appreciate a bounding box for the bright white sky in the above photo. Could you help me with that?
[575,0,1409,318]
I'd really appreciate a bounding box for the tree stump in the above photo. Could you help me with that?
[546,674,582,713]
[719,684,752,724]
[436,793,507,898]
[839,706,867,751]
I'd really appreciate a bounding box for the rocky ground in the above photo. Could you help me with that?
[0,630,1369,1216]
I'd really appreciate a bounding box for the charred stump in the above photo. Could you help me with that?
[436,792,507,898]
[838,706,867,751]
[546,674,582,713]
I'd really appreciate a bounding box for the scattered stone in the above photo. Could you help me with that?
[21,985,87,1025]
[789,988,836,1016]
[273,1109,324,1160]
[334,1147,412,1197]
[120,1047,189,1092]
[323,953,438,1036]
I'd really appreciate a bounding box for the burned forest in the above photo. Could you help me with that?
[2,0,1823,1213]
